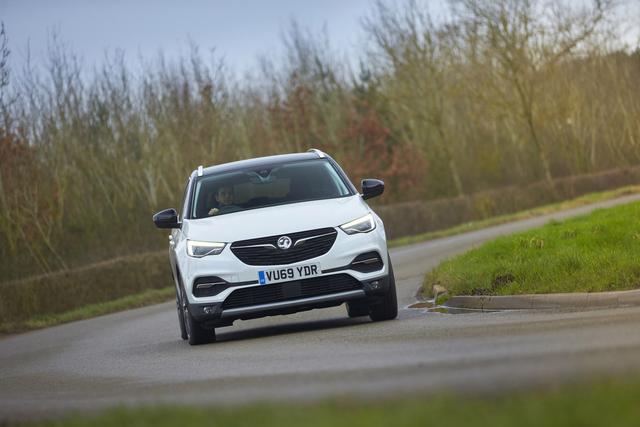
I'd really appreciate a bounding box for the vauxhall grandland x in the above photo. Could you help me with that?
[153,149,397,345]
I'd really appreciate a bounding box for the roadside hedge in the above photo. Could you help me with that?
[377,166,640,239]
[0,251,170,325]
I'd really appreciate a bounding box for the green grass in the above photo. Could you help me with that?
[388,184,640,248]
[19,378,640,427]
[0,287,174,335]
[423,201,640,297]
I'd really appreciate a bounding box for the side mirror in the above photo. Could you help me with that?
[153,208,181,229]
[361,179,384,200]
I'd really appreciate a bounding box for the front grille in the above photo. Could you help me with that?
[222,274,361,310]
[230,228,337,266]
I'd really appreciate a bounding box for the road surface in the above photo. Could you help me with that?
[2,194,640,420]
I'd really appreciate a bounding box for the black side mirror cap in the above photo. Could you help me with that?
[153,208,181,229]
[361,179,384,200]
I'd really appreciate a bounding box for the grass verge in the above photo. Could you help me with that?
[19,378,640,427]
[0,287,174,335]
[388,184,640,248]
[423,200,640,297]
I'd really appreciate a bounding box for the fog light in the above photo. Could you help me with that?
[203,306,215,315]
[370,280,380,290]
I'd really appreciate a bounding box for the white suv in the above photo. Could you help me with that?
[153,149,397,345]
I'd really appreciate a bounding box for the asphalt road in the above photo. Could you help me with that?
[3,194,640,420]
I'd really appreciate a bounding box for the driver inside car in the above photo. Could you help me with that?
[208,185,241,216]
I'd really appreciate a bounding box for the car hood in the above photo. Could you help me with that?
[183,195,369,242]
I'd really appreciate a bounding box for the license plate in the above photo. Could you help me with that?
[258,263,321,285]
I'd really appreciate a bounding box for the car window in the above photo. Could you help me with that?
[190,159,351,219]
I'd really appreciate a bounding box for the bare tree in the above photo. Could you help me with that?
[365,1,466,196]
[0,22,11,134]
[451,0,613,185]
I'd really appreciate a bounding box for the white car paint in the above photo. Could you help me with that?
[173,194,388,305]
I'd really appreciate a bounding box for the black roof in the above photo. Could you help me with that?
[196,152,323,178]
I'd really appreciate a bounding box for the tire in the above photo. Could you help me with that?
[369,257,398,322]
[175,287,188,341]
[346,300,369,318]
[180,285,216,345]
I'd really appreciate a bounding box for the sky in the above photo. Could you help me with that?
[1,0,638,79]
[0,0,383,76]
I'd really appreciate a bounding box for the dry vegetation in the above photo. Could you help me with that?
[1,0,639,282]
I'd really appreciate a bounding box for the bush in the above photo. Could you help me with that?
[378,166,640,239]
[0,251,170,325]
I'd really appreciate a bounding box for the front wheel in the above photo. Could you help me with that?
[180,286,216,345]
[175,287,188,340]
[369,257,398,322]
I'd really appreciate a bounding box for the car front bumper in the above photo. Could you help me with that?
[178,225,389,304]
[188,273,391,327]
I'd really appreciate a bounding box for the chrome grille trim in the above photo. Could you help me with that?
[232,243,277,250]
[293,231,337,247]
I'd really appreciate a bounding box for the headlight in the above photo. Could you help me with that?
[340,213,376,234]
[187,240,226,257]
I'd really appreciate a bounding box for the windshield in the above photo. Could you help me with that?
[190,159,352,219]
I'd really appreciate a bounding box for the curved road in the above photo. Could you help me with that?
[3,195,640,420]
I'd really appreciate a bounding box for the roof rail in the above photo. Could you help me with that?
[307,148,326,158]
[197,165,204,177]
